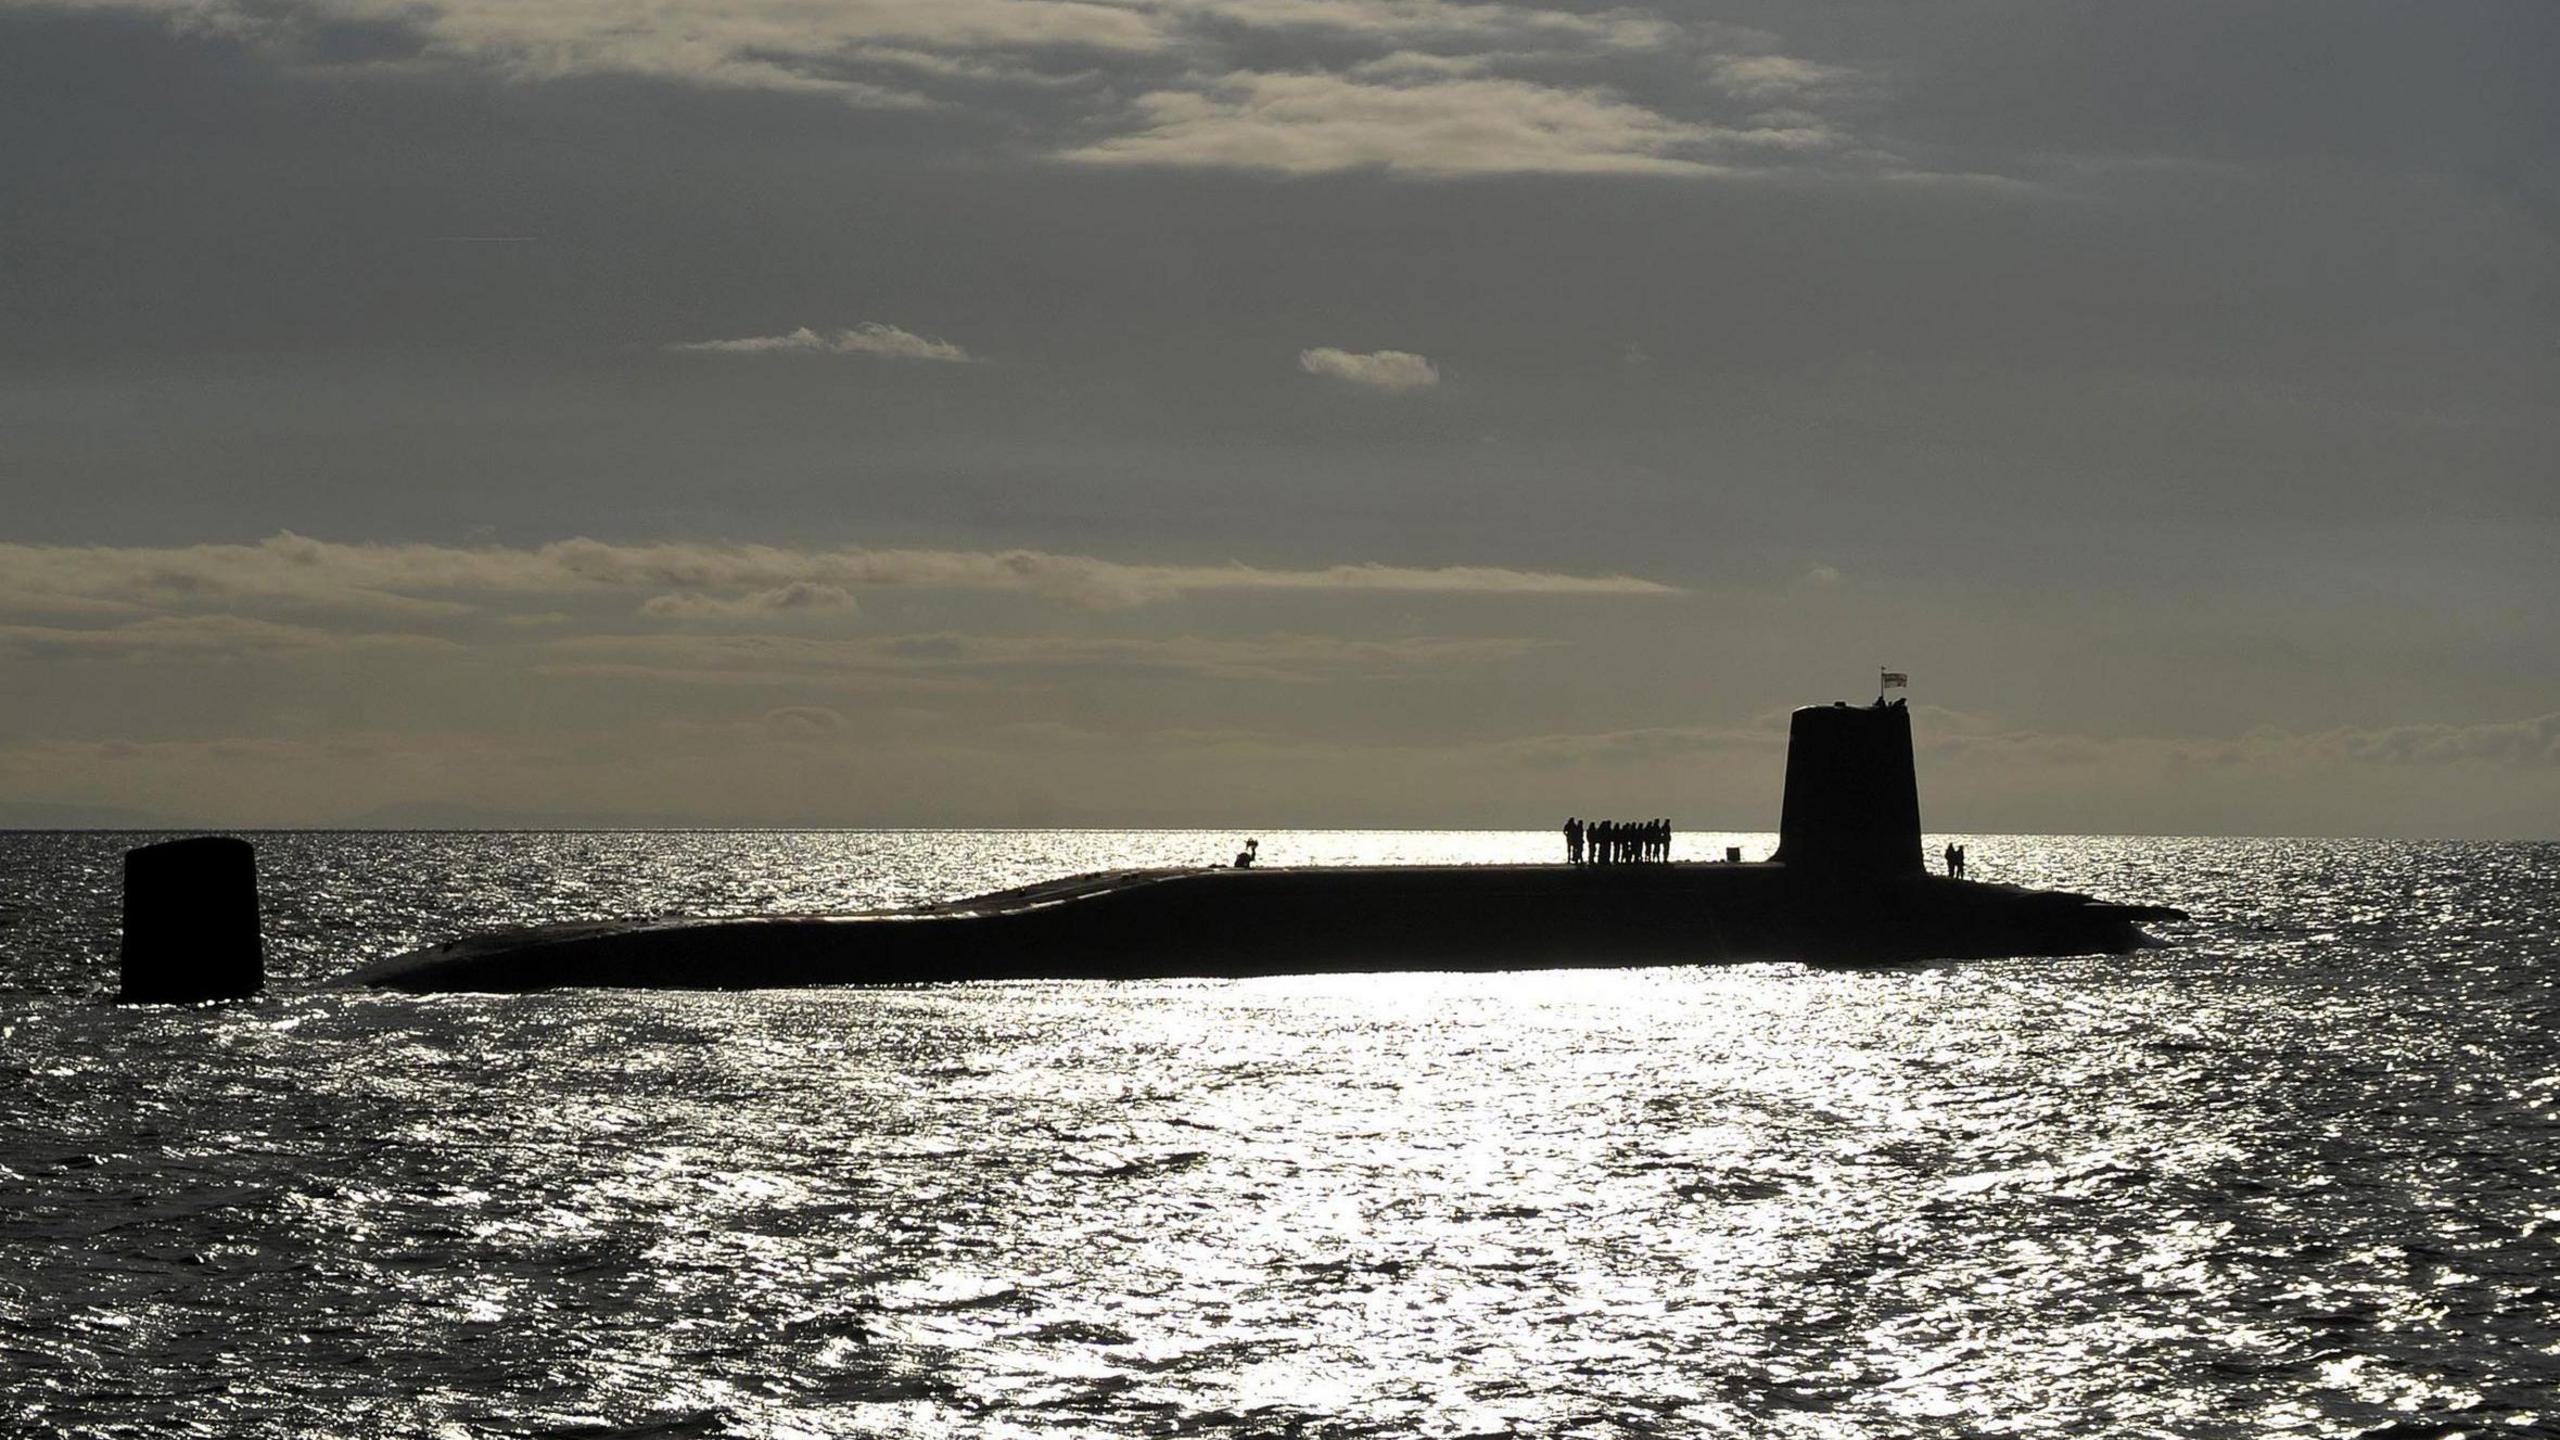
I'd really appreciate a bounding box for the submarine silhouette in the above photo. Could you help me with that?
[357,701,2184,992]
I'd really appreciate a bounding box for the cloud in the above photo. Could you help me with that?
[667,322,975,362]
[1061,71,1735,177]
[1706,54,1849,103]
[529,638,976,694]
[1925,714,2560,775]
[25,0,1893,180]
[0,614,456,662]
[1346,50,1489,83]
[762,705,850,739]
[1481,709,2560,782]
[929,631,1555,682]
[0,534,1682,616]
[1299,346,1440,391]
[1168,0,1673,53]
[536,629,1556,688]
[76,0,1170,98]
[2309,715,2560,770]
[639,583,860,623]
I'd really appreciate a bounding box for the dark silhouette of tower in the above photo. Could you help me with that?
[1772,702,1923,877]
[120,836,264,1003]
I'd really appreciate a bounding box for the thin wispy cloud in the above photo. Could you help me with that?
[1299,346,1440,391]
[0,534,1684,618]
[540,629,1557,688]
[1928,715,2560,774]
[1066,72,1734,178]
[1164,0,1674,52]
[667,322,975,362]
[0,614,459,662]
[1471,711,2560,778]
[80,0,1172,97]
[1705,54,1850,103]
[637,583,860,624]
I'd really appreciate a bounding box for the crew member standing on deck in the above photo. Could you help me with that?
[1565,817,1584,865]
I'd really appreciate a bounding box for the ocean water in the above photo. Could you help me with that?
[3,831,2556,1439]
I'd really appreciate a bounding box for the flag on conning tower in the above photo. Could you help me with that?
[1880,670,1909,689]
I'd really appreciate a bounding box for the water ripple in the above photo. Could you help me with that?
[3,833,2557,1435]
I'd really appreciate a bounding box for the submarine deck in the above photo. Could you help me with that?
[356,861,2185,993]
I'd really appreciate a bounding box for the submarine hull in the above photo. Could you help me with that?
[355,863,2183,994]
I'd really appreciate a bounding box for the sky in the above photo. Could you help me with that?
[2,0,2554,834]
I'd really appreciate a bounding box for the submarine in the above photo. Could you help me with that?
[354,700,2185,993]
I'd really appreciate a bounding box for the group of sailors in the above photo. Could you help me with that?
[1564,817,1671,865]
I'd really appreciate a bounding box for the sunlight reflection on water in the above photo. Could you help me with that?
[2,832,2557,1436]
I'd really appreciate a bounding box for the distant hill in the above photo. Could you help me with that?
[0,800,199,830]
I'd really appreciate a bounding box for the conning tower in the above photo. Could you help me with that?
[1772,701,1923,877]
[120,834,264,1003]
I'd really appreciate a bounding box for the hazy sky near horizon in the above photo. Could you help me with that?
[3,0,2555,833]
